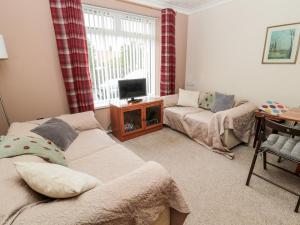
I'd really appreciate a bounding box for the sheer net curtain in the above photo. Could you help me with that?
[83,5,156,107]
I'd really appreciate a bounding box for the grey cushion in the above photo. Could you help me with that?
[211,92,235,113]
[31,118,78,151]
[261,134,300,161]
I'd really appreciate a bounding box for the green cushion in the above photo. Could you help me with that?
[0,135,67,166]
[199,92,214,109]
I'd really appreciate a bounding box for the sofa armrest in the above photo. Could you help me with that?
[159,94,179,108]
[12,162,189,225]
[215,102,257,143]
[217,102,257,120]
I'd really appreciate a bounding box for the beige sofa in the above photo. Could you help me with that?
[0,113,189,225]
[161,94,256,152]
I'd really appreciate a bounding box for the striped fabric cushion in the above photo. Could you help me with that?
[261,134,300,161]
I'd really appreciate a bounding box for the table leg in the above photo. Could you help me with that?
[253,117,261,148]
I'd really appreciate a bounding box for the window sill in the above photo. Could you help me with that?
[94,104,110,110]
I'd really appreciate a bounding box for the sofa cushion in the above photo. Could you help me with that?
[164,106,204,119]
[163,107,204,134]
[177,89,199,108]
[199,92,214,109]
[69,144,144,182]
[57,111,102,131]
[31,118,78,151]
[261,134,300,161]
[161,94,179,108]
[211,92,235,113]
[184,110,215,124]
[65,129,116,162]
[7,122,42,138]
[15,162,100,198]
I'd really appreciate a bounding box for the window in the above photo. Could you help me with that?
[83,5,156,107]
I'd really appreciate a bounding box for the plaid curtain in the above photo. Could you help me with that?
[160,8,176,96]
[49,0,94,113]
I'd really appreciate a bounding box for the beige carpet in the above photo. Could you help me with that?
[119,128,300,225]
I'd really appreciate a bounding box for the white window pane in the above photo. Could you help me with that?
[83,5,156,107]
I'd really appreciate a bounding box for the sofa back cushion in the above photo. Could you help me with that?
[211,92,235,113]
[177,89,199,108]
[57,111,102,131]
[161,94,179,108]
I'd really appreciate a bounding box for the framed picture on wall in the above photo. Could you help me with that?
[262,22,300,64]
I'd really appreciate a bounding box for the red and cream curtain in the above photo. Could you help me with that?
[160,8,176,96]
[49,0,94,113]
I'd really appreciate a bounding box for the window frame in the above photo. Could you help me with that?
[82,4,157,108]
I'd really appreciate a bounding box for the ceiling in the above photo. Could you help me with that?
[128,0,233,14]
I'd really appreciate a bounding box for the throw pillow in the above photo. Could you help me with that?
[31,118,78,151]
[211,92,235,113]
[15,162,100,198]
[199,92,214,109]
[177,89,200,108]
[0,135,67,166]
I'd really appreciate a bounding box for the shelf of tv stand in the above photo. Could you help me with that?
[110,98,163,141]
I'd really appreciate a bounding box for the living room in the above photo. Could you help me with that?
[0,0,300,225]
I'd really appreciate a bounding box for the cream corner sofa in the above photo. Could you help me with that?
[1,112,191,225]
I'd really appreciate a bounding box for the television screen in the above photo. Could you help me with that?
[118,78,147,100]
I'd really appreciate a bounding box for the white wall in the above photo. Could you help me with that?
[186,0,300,107]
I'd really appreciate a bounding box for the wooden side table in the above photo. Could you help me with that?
[110,98,163,141]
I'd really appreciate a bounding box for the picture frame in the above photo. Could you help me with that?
[262,22,300,64]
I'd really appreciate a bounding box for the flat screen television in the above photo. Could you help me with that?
[118,78,147,102]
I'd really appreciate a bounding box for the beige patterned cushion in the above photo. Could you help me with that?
[15,162,100,198]
[199,92,214,109]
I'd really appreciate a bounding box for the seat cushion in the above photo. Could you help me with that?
[184,110,215,124]
[261,134,300,161]
[164,107,204,133]
[164,106,204,118]
[65,129,116,162]
[69,144,144,182]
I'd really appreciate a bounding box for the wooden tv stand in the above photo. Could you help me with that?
[110,98,163,141]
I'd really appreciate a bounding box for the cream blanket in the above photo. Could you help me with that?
[164,102,257,159]
[1,157,189,225]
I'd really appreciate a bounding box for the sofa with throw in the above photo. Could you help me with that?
[161,90,257,159]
